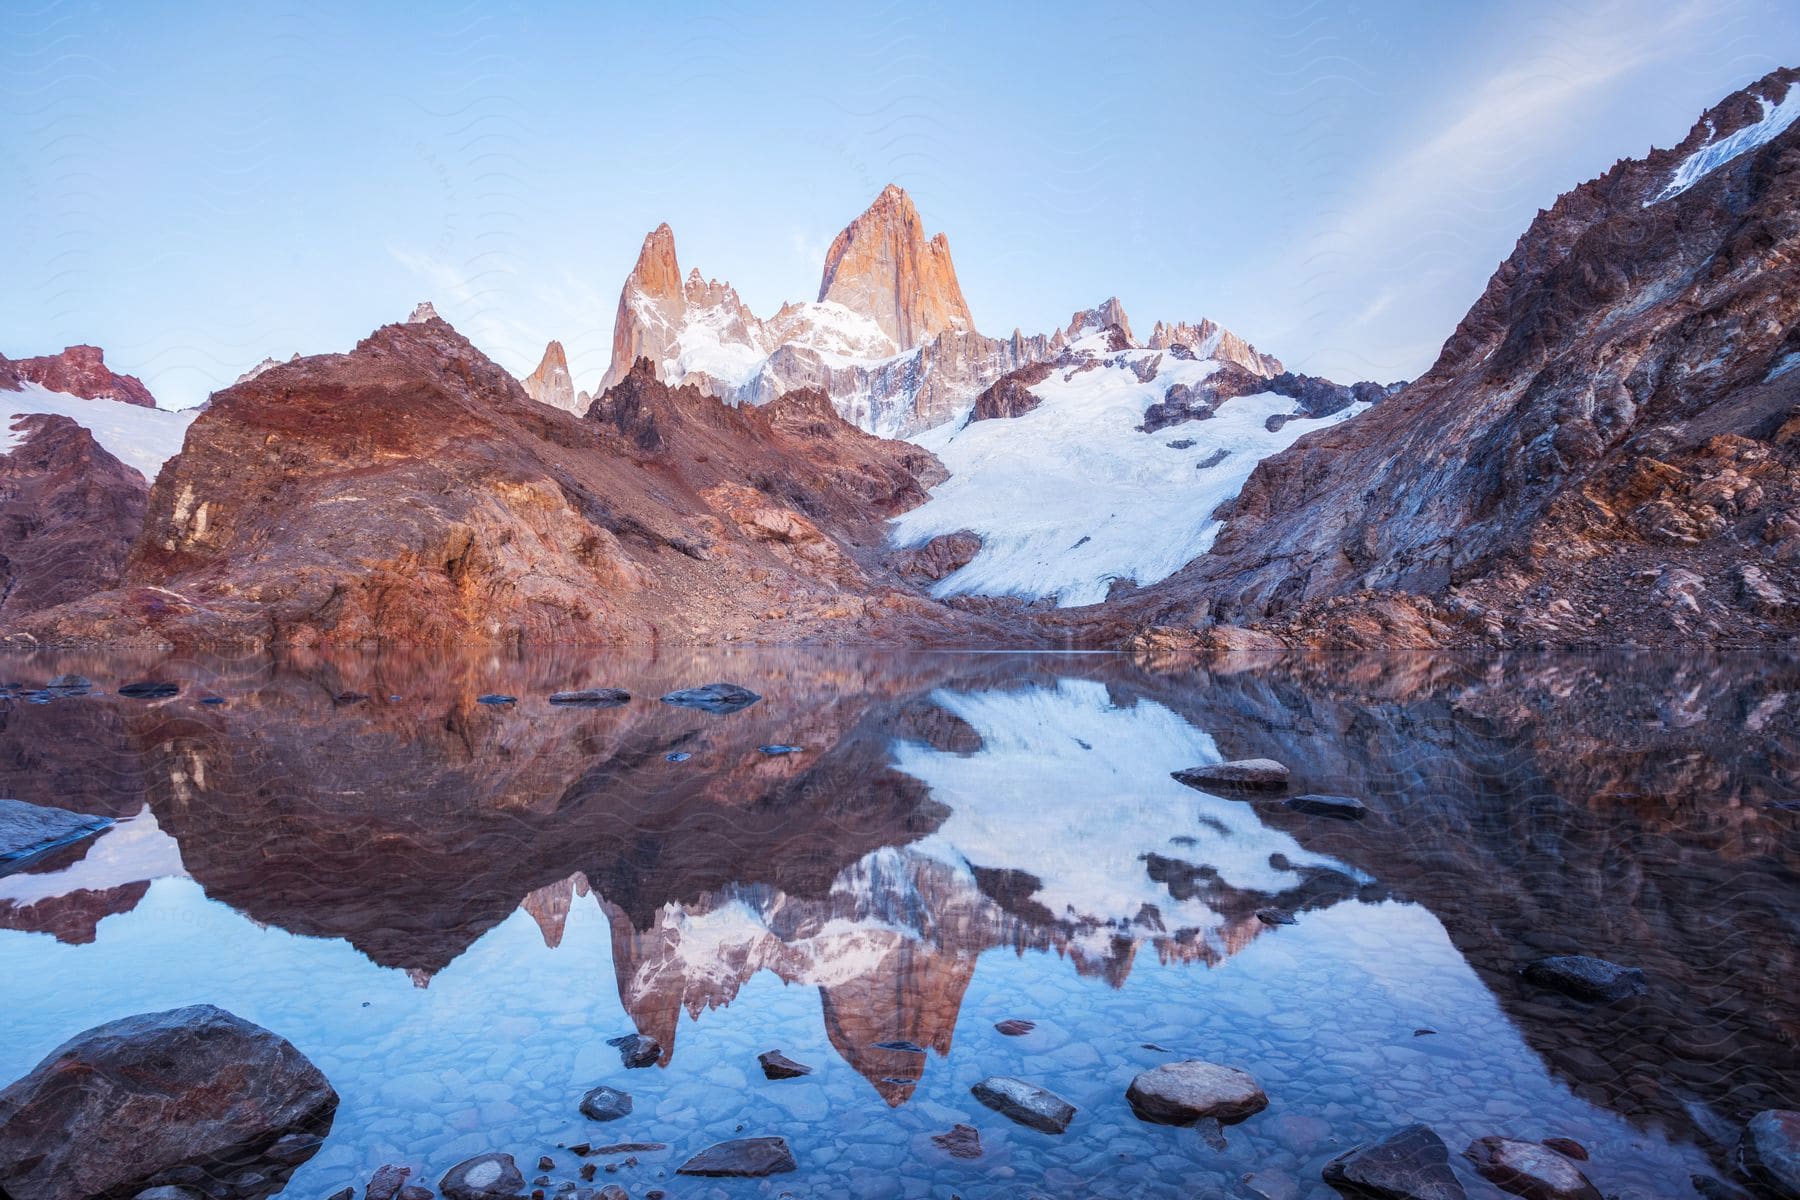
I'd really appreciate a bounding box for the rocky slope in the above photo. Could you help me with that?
[1112,65,1800,651]
[9,315,1025,649]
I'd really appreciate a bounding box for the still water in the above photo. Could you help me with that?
[0,648,1794,1199]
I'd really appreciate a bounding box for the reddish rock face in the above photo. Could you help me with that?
[13,320,1026,649]
[1117,65,1800,651]
[969,361,1055,422]
[521,339,579,413]
[0,344,157,407]
[0,414,149,623]
[818,184,975,351]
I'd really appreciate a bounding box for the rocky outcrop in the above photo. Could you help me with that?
[0,344,157,407]
[0,1004,336,1200]
[13,319,1024,648]
[0,413,150,623]
[0,796,110,872]
[1065,297,1136,346]
[819,183,974,350]
[1140,363,1398,433]
[969,361,1055,422]
[1122,66,1800,650]
[1147,318,1284,377]
[521,339,581,412]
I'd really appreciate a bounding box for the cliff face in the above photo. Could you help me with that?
[0,415,148,623]
[520,339,581,413]
[11,318,1022,649]
[817,183,975,351]
[1122,66,1800,650]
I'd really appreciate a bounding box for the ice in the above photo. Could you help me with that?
[1650,85,1800,204]
[1,382,196,480]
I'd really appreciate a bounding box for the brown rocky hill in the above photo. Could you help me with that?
[11,317,1022,649]
[1113,65,1800,650]
[0,345,157,408]
[0,415,149,623]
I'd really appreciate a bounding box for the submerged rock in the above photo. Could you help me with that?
[932,1123,984,1159]
[1522,955,1647,1002]
[366,1163,413,1200]
[1322,1125,1466,1200]
[971,1076,1077,1133]
[548,688,632,707]
[578,1085,633,1121]
[758,743,802,755]
[476,693,517,706]
[995,1019,1036,1036]
[0,1005,337,1200]
[1171,758,1290,791]
[757,1050,813,1079]
[117,680,180,699]
[606,1033,662,1068]
[675,1136,797,1177]
[660,683,762,714]
[439,1152,526,1200]
[0,796,111,874]
[1464,1136,1601,1200]
[1126,1060,1268,1125]
[1257,907,1297,926]
[1285,793,1369,819]
[1738,1110,1800,1198]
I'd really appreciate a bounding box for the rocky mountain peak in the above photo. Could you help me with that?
[1065,298,1136,346]
[522,340,581,413]
[0,345,158,408]
[629,223,685,304]
[1147,319,1283,378]
[818,184,974,351]
[406,301,441,324]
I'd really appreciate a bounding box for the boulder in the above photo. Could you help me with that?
[1257,908,1297,926]
[1126,1060,1268,1125]
[0,1005,337,1200]
[548,689,632,707]
[606,1032,662,1068]
[439,1152,525,1200]
[675,1136,797,1177]
[1738,1110,1800,1198]
[1521,955,1647,1002]
[1323,1124,1467,1200]
[1171,758,1290,791]
[1285,793,1369,820]
[970,1076,1077,1134]
[579,1084,633,1121]
[757,1050,813,1079]
[660,683,762,714]
[0,796,111,874]
[994,1019,1036,1036]
[1464,1136,1602,1200]
[366,1164,413,1200]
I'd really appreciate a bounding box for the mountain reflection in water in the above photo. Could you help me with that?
[0,648,1793,1199]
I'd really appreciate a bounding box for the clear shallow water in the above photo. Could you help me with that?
[0,648,1795,1199]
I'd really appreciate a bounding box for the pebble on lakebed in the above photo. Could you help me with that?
[971,1076,1077,1134]
[439,1152,526,1200]
[578,1084,633,1121]
[675,1136,797,1177]
[757,1049,813,1079]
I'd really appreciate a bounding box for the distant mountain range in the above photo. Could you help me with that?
[2,65,1796,650]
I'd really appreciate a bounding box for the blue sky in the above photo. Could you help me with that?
[4,0,1798,410]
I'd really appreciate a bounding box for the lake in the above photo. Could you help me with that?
[0,647,1794,1199]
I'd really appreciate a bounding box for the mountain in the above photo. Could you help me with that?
[817,182,974,350]
[521,339,582,413]
[10,312,1027,649]
[893,301,1373,606]
[599,187,1058,436]
[0,345,157,408]
[1114,65,1800,651]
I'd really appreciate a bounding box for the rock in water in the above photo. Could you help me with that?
[1738,1110,1800,1198]
[548,688,632,707]
[660,683,762,714]
[118,680,180,698]
[606,1032,662,1068]
[1521,955,1648,1002]
[578,1085,633,1121]
[994,1019,1036,1036]
[675,1136,797,1177]
[1126,1060,1269,1125]
[0,796,111,875]
[1285,793,1369,819]
[439,1152,526,1200]
[476,693,517,706]
[932,1123,983,1159]
[0,1005,337,1200]
[1171,758,1290,791]
[1323,1125,1467,1200]
[757,1050,813,1079]
[366,1164,412,1200]
[1257,907,1297,926]
[970,1076,1077,1133]
[1464,1137,1601,1200]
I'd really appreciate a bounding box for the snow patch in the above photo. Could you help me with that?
[1650,87,1800,204]
[890,350,1364,606]
[1,382,196,479]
